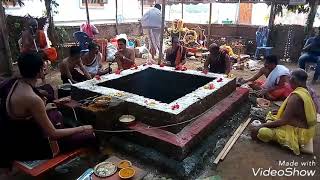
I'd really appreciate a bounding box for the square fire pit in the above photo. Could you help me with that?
[71,65,236,132]
[69,65,248,162]
[98,68,215,104]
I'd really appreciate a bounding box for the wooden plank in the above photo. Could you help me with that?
[220,118,251,160]
[213,121,245,164]
[238,3,252,24]
[14,148,88,177]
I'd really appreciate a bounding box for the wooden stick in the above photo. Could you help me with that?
[158,0,166,64]
[220,118,251,160]
[213,121,245,164]
[68,79,73,85]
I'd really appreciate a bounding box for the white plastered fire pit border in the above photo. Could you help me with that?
[72,64,234,115]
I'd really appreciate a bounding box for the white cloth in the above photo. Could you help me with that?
[141,7,162,29]
[263,65,290,89]
[84,55,99,75]
[146,28,161,53]
[116,34,129,47]
[106,43,117,61]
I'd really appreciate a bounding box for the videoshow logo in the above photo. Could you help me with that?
[252,160,317,177]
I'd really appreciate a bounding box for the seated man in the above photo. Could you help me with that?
[0,53,96,168]
[251,69,317,155]
[59,46,91,84]
[82,43,109,76]
[115,38,135,70]
[298,27,320,83]
[240,55,292,101]
[21,18,57,62]
[203,43,231,74]
[165,36,187,67]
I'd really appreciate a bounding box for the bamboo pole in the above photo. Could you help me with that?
[0,5,13,76]
[305,0,319,37]
[141,0,144,17]
[267,0,276,46]
[115,0,119,35]
[207,3,212,46]
[140,0,144,35]
[213,120,244,164]
[181,0,184,19]
[268,1,276,29]
[237,0,241,24]
[85,0,90,24]
[220,118,251,160]
[214,118,251,164]
[158,0,166,64]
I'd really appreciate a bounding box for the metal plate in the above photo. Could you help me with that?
[93,161,117,178]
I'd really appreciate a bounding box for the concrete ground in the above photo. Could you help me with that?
[1,57,319,180]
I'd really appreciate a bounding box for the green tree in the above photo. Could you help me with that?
[273,0,319,36]
[44,0,59,47]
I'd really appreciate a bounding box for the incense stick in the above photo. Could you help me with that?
[71,107,78,122]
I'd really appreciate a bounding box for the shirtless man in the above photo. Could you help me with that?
[251,69,317,155]
[82,43,109,76]
[115,38,135,70]
[203,43,231,74]
[59,46,91,84]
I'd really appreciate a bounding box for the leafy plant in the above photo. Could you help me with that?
[269,0,314,16]
[1,0,23,6]
[54,26,69,46]
[6,15,47,61]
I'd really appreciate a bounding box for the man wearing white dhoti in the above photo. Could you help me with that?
[141,4,162,59]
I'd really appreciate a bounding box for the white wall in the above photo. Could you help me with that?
[166,3,237,24]
[4,0,46,17]
[311,6,320,27]
[4,1,319,27]
[251,3,269,26]
[4,0,143,26]
[53,0,142,26]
